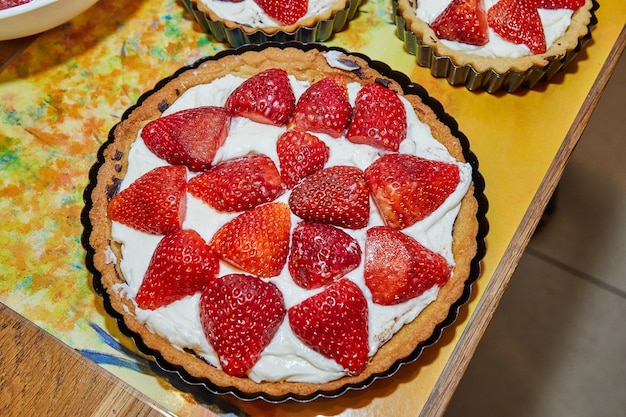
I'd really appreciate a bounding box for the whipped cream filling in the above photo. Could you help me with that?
[198,0,339,28]
[415,0,574,58]
[110,63,472,383]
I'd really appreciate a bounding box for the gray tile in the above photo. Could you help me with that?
[444,252,626,417]
[445,51,626,417]
[529,52,626,293]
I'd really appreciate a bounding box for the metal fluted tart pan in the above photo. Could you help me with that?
[82,41,488,403]
[392,0,599,93]
[182,0,362,47]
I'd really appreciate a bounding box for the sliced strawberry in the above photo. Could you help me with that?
[364,154,460,230]
[200,273,286,377]
[364,227,452,306]
[107,165,186,235]
[288,165,370,229]
[346,82,407,152]
[135,230,219,310]
[188,154,286,212]
[288,222,362,289]
[290,75,352,138]
[487,0,547,54]
[0,0,31,10]
[225,68,295,126]
[254,0,308,26]
[430,0,489,46]
[141,106,230,172]
[288,278,369,374]
[210,202,291,278]
[536,0,584,9]
[276,130,330,188]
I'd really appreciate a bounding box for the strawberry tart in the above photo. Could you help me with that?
[182,0,362,47]
[393,0,598,92]
[85,45,483,400]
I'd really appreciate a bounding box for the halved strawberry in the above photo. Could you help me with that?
[346,82,407,152]
[141,106,230,172]
[225,68,295,126]
[364,154,460,230]
[288,222,362,289]
[487,0,547,54]
[188,154,286,212]
[135,230,220,310]
[107,165,187,235]
[288,165,370,229]
[254,0,308,26]
[430,0,489,46]
[276,130,330,188]
[290,75,352,138]
[364,227,452,306]
[200,273,286,377]
[536,0,584,9]
[288,278,369,374]
[210,202,291,278]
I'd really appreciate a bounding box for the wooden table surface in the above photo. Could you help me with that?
[1,0,624,415]
[0,304,174,417]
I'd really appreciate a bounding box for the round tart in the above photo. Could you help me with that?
[84,43,485,401]
[182,0,362,47]
[393,0,598,93]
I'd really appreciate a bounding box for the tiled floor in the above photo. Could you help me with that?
[444,53,626,417]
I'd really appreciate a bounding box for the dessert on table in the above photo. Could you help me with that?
[183,0,362,46]
[393,0,598,92]
[85,44,484,401]
[0,0,31,10]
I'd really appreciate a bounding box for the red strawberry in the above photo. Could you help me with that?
[0,0,30,8]
[288,165,370,229]
[210,202,291,278]
[430,0,489,46]
[487,0,547,54]
[288,278,369,375]
[536,0,584,9]
[141,106,230,172]
[290,75,352,138]
[107,165,187,235]
[276,130,330,188]
[346,82,407,152]
[225,68,295,126]
[364,227,451,306]
[135,230,220,310]
[254,0,308,26]
[200,274,286,377]
[188,154,286,212]
[364,154,460,230]
[288,222,362,289]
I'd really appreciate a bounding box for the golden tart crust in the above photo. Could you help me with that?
[87,46,479,400]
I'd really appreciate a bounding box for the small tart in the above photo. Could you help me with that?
[393,0,597,93]
[183,0,362,47]
[85,44,483,401]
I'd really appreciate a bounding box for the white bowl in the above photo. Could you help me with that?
[0,0,98,40]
